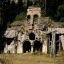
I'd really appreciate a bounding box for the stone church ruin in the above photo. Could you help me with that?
[0,6,64,56]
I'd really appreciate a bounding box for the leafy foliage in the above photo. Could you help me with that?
[46,0,64,20]
[1,0,64,26]
[15,12,26,21]
[56,4,64,22]
[2,0,25,27]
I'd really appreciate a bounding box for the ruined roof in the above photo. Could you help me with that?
[2,27,18,38]
[27,6,41,11]
[27,6,41,16]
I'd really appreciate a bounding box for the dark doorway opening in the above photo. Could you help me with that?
[33,14,38,19]
[33,40,42,53]
[48,34,62,54]
[33,14,38,22]
[27,15,31,19]
[55,34,62,54]
[29,32,35,40]
[47,34,52,54]
[0,37,14,53]
[23,41,31,53]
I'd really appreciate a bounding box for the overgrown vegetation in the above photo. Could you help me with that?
[15,12,26,21]
[56,4,64,22]
[0,51,64,64]
[1,0,26,27]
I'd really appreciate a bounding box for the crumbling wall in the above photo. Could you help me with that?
[4,40,16,53]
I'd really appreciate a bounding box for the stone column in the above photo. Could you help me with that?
[59,35,64,50]
[52,32,56,57]
[21,44,23,53]
[50,41,53,57]
[17,41,23,53]
[31,45,33,53]
[38,18,40,24]
[42,40,47,54]
[31,41,34,53]
[59,36,61,50]
[38,14,41,24]
[18,32,21,41]
[31,15,33,25]
[50,31,56,57]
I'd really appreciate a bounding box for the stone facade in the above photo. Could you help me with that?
[3,6,64,54]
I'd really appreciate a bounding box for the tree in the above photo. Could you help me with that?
[17,0,23,13]
[56,4,64,22]
[27,0,33,8]
[46,0,64,19]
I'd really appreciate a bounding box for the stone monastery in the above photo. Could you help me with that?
[1,6,64,55]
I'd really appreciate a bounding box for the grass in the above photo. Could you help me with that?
[0,51,64,64]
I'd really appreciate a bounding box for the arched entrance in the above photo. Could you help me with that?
[33,14,38,22]
[29,32,35,40]
[23,40,31,53]
[33,14,38,18]
[27,15,31,19]
[33,40,42,53]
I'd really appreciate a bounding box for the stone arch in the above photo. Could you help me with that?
[33,13,41,18]
[23,40,31,53]
[33,14,38,19]
[33,14,38,21]
[27,15,31,19]
[7,50,10,53]
[33,14,41,23]
[29,32,35,40]
[33,40,42,53]
[27,15,32,24]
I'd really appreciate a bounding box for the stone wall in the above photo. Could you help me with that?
[3,6,48,54]
[4,40,16,53]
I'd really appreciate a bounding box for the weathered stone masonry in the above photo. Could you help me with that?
[2,6,64,54]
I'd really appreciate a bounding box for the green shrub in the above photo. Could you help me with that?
[15,12,26,21]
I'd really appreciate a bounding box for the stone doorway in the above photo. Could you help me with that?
[23,40,31,53]
[33,40,42,53]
